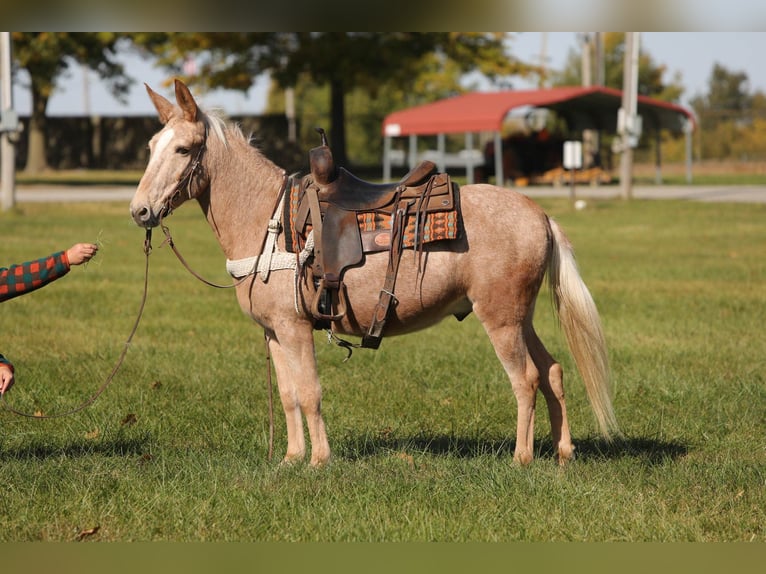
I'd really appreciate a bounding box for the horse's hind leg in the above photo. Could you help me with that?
[478,313,539,465]
[525,323,575,464]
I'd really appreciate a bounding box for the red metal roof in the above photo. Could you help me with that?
[382,85,695,137]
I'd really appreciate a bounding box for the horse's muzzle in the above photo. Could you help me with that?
[130,204,163,228]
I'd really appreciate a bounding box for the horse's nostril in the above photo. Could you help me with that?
[131,205,154,227]
[133,207,152,223]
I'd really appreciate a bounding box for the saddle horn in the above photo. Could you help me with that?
[310,127,336,185]
[315,127,329,147]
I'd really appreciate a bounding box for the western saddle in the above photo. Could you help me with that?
[288,129,460,349]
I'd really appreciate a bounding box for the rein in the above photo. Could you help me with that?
[1,230,154,419]
[158,222,248,290]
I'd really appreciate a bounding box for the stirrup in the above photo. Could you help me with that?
[310,278,348,322]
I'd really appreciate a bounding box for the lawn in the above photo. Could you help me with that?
[0,196,764,542]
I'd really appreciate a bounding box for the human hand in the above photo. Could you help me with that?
[66,243,99,266]
[0,365,14,395]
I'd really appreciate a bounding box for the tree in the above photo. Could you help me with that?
[553,32,684,102]
[689,62,752,128]
[134,33,532,166]
[686,62,766,161]
[11,32,131,173]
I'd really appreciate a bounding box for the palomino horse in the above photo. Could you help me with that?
[130,79,619,466]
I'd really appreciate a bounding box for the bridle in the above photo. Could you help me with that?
[154,122,248,290]
[162,123,209,220]
[158,125,290,292]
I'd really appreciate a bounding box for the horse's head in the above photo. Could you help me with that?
[130,79,209,228]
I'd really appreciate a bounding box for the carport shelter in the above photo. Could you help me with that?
[381,85,695,184]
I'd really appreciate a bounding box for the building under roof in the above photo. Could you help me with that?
[381,85,696,185]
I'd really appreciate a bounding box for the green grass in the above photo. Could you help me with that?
[1,198,765,541]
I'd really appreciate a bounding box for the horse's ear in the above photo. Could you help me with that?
[174,79,199,123]
[145,83,175,125]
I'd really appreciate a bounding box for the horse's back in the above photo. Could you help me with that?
[334,183,552,337]
[457,183,552,277]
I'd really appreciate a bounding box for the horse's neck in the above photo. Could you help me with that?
[201,138,286,260]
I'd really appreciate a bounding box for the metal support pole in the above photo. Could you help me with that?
[408,134,417,169]
[436,133,446,173]
[1,32,17,212]
[465,132,474,184]
[655,129,662,185]
[493,131,503,186]
[383,135,392,181]
[684,119,694,184]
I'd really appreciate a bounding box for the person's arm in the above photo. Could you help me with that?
[0,243,97,303]
[0,252,70,302]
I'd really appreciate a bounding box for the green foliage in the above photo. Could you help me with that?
[687,63,766,161]
[12,33,130,100]
[134,33,534,166]
[11,33,133,173]
[1,198,765,541]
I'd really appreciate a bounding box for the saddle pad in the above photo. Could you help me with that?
[357,209,459,251]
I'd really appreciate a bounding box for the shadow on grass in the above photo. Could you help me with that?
[337,433,689,465]
[0,434,151,461]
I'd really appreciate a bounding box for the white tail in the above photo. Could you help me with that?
[548,218,620,438]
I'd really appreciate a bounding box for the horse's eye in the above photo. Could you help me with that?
[177,147,190,156]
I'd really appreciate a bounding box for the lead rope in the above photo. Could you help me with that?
[264,333,275,461]
[1,229,154,419]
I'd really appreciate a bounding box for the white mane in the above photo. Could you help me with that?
[201,108,257,150]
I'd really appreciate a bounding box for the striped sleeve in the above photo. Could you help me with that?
[0,251,71,302]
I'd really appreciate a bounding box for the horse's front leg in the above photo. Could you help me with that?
[266,327,330,466]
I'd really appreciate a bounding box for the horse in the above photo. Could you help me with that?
[129,79,619,467]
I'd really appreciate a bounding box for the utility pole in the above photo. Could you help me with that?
[1,32,18,212]
[539,32,548,87]
[580,33,592,88]
[594,32,604,87]
[580,33,595,170]
[619,32,641,200]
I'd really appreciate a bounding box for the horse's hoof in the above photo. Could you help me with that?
[280,453,305,467]
[557,444,576,466]
[513,451,534,466]
[310,455,331,468]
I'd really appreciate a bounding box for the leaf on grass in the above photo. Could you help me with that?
[76,526,100,541]
[85,428,100,440]
[396,452,415,469]
[121,413,137,426]
[151,380,162,390]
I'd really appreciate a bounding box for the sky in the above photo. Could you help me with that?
[9,32,766,117]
